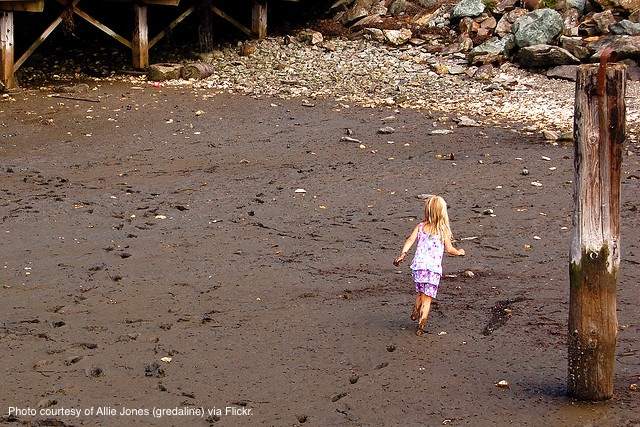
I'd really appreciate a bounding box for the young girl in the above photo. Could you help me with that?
[394,195,465,336]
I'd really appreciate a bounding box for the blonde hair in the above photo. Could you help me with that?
[422,195,452,242]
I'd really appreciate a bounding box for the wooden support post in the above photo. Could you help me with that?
[197,0,213,52]
[0,11,14,90]
[132,4,149,69]
[252,0,267,39]
[568,53,626,401]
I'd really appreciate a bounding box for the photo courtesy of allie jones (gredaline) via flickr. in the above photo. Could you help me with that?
[7,405,253,420]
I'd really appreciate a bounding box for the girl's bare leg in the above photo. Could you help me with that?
[411,294,421,320]
[416,294,432,336]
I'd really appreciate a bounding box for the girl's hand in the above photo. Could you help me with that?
[393,252,407,266]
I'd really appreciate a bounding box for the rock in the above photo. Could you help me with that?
[495,8,529,37]
[297,29,324,45]
[434,62,450,74]
[523,0,545,9]
[546,64,579,80]
[494,0,519,14]
[592,10,617,34]
[450,0,486,20]
[340,0,387,24]
[609,19,640,35]
[515,44,581,68]
[513,9,564,48]
[473,63,496,79]
[631,10,640,23]
[562,8,581,36]
[621,58,640,81]
[383,28,412,45]
[148,63,183,82]
[560,0,587,14]
[469,35,516,63]
[363,27,385,41]
[588,35,640,61]
[459,16,480,34]
[593,0,640,13]
[457,115,481,126]
[388,0,421,15]
[560,35,591,59]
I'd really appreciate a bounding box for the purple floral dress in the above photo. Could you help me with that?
[410,223,444,298]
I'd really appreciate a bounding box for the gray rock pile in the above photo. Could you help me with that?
[328,0,640,80]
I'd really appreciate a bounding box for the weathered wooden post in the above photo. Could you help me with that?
[0,11,14,90]
[197,0,214,52]
[568,50,626,401]
[132,3,149,69]
[252,0,268,39]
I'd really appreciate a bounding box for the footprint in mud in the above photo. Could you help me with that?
[482,297,528,336]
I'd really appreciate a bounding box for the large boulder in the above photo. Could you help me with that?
[495,8,529,37]
[588,35,640,61]
[451,0,486,19]
[513,9,564,47]
[515,44,581,68]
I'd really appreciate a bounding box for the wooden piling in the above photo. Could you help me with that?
[132,4,148,69]
[0,11,14,89]
[568,57,626,401]
[252,0,267,39]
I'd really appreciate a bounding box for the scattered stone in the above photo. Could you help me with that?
[86,366,105,378]
[383,28,412,46]
[377,126,395,134]
[37,399,57,408]
[457,116,481,127]
[297,29,324,45]
[64,356,83,366]
[451,0,486,19]
[145,362,165,378]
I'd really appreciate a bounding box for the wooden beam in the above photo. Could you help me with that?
[252,0,267,39]
[14,0,81,71]
[101,0,180,4]
[132,4,148,69]
[54,0,132,49]
[0,1,44,12]
[149,4,195,49]
[211,5,251,37]
[1,11,14,89]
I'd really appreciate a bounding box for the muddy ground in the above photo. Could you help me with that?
[0,82,638,426]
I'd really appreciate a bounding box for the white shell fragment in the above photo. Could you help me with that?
[294,188,307,194]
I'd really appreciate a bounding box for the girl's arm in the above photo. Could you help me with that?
[394,225,420,266]
[444,236,465,256]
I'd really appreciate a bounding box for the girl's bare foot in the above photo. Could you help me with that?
[411,305,420,321]
[415,319,426,336]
